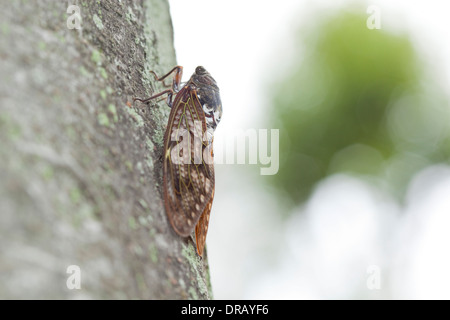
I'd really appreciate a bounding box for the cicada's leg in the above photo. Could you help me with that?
[134,66,183,108]
[133,88,174,108]
[149,66,183,92]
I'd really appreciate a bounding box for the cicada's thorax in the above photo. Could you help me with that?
[188,69,223,144]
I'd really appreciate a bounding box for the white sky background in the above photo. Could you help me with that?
[168,0,450,299]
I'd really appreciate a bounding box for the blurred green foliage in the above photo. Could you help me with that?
[267,10,450,206]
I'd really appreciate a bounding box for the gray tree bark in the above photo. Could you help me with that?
[0,0,212,299]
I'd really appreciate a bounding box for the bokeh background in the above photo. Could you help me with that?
[169,0,450,299]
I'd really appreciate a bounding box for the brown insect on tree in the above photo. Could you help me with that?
[134,66,223,256]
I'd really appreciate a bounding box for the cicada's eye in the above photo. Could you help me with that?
[195,66,207,75]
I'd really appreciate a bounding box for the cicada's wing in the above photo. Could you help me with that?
[163,87,215,239]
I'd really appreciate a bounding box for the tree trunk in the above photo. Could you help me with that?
[0,0,212,299]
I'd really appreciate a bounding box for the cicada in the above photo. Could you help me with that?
[134,66,222,256]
